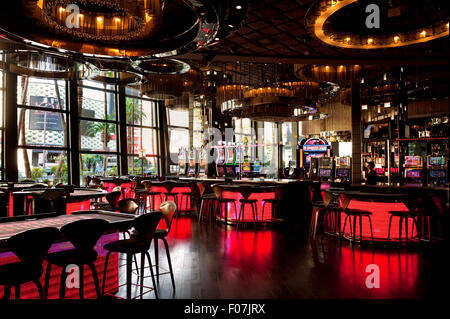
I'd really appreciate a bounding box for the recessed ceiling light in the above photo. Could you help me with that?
[215,37,220,41]
[236,5,242,10]
[228,24,234,28]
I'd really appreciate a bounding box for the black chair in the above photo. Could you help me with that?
[237,186,259,229]
[142,181,163,211]
[340,194,374,243]
[198,182,217,222]
[152,201,177,292]
[102,212,162,299]
[1,227,60,299]
[44,219,109,299]
[212,185,237,224]
[92,191,121,211]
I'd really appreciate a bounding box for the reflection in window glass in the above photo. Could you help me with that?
[167,109,189,127]
[18,149,68,183]
[80,154,118,183]
[169,128,189,153]
[125,97,156,126]
[79,87,116,120]
[128,156,158,176]
[126,127,157,156]
[17,77,66,109]
[80,120,117,152]
[17,110,66,147]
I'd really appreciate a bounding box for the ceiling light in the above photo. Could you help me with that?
[420,30,426,37]
[394,35,399,42]
[228,24,234,28]
[215,37,220,41]
[236,5,242,10]
[362,104,368,110]
[97,17,103,22]
[384,102,391,108]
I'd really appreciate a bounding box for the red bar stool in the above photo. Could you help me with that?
[387,211,418,244]
[179,181,198,214]
[162,182,179,208]
[340,194,374,244]
[142,181,163,211]
[212,185,237,223]
[198,182,217,222]
[415,196,445,242]
[321,191,343,237]
[237,186,258,229]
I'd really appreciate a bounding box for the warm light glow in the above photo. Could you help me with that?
[59,7,65,12]
[367,38,373,44]
[97,17,103,22]
[115,18,121,22]
[236,5,242,10]
[420,30,426,37]
[384,102,391,108]
[345,37,350,43]
[78,14,83,18]
[361,104,368,110]
[394,36,399,42]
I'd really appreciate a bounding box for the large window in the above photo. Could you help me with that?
[16,76,69,183]
[126,87,159,176]
[281,122,293,168]
[78,79,119,183]
[167,108,189,156]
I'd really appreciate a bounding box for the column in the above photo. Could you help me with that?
[351,80,362,184]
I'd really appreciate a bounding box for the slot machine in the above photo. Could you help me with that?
[187,148,198,177]
[309,157,320,180]
[252,158,262,176]
[299,138,331,175]
[241,155,251,177]
[178,148,188,176]
[225,144,236,177]
[317,157,334,181]
[403,156,423,183]
[216,144,226,177]
[427,156,447,185]
[198,148,208,177]
[334,157,352,183]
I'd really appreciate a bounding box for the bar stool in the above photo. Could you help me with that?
[387,211,417,244]
[415,196,445,242]
[340,194,374,244]
[162,182,179,208]
[212,185,237,223]
[113,178,130,199]
[260,186,280,224]
[102,212,162,299]
[44,219,109,299]
[237,186,259,229]
[309,186,326,239]
[198,182,217,222]
[1,227,60,299]
[92,191,121,211]
[142,181,163,211]
[133,179,147,213]
[152,202,177,292]
[321,191,343,237]
[179,181,198,214]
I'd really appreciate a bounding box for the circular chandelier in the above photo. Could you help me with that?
[140,74,183,99]
[305,0,449,49]
[133,58,190,75]
[4,50,96,79]
[165,92,190,110]
[85,58,144,85]
[0,0,239,58]
[294,64,384,84]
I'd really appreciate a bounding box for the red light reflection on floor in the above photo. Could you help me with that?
[0,233,119,299]
[167,215,192,240]
[336,245,420,298]
[340,200,416,240]
[221,191,275,222]
[151,186,192,212]
[222,230,273,273]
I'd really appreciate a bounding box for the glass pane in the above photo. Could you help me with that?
[18,149,68,183]
[0,90,3,127]
[126,127,158,156]
[17,77,66,109]
[80,154,118,181]
[167,109,189,127]
[80,120,117,152]
[127,156,158,176]
[17,109,66,147]
[79,87,116,120]
[282,122,292,146]
[169,128,189,154]
[125,98,156,126]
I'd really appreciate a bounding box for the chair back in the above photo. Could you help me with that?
[162,181,176,193]
[160,201,177,232]
[8,227,60,265]
[133,212,163,242]
[60,219,109,252]
[212,185,224,199]
[117,198,140,215]
[238,185,254,200]
[92,177,102,186]
[105,191,122,210]
[84,176,92,186]
[199,182,208,197]
[339,194,352,210]
[142,180,152,193]
[321,191,334,208]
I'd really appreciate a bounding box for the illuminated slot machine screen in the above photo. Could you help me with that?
[337,157,350,167]
[406,170,421,178]
[429,170,445,178]
[306,153,324,164]
[216,166,225,176]
[252,159,261,173]
[319,168,332,177]
[404,156,423,167]
[336,168,349,178]
[375,168,385,174]
[429,157,445,166]
[226,166,235,176]
[242,159,251,172]
[217,148,225,165]
[226,148,235,165]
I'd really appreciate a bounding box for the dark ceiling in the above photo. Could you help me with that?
[181,0,449,66]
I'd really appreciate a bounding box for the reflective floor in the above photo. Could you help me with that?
[115,216,449,299]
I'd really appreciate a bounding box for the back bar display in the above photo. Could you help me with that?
[178,148,188,175]
[299,138,331,177]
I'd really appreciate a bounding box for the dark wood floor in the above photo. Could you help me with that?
[115,215,449,299]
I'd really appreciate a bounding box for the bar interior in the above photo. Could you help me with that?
[0,0,448,300]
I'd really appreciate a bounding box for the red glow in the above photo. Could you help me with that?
[66,200,91,214]
[221,191,275,222]
[340,200,415,240]
[0,233,119,299]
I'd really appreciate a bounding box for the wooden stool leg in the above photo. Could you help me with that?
[388,215,393,241]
